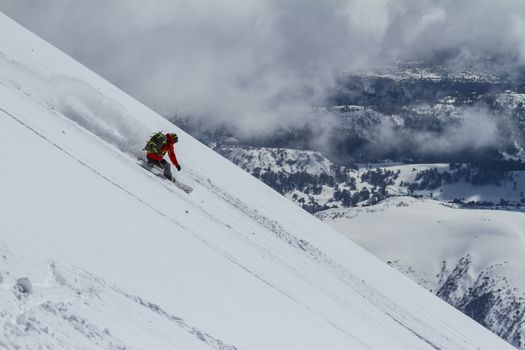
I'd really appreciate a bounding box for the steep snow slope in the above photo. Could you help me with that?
[0,12,515,350]
[318,197,525,348]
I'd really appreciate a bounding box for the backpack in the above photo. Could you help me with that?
[143,132,167,154]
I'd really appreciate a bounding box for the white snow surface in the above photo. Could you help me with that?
[318,197,525,292]
[317,197,525,347]
[0,12,515,350]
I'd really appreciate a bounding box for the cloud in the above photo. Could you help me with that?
[510,15,525,64]
[1,0,525,140]
[363,107,517,161]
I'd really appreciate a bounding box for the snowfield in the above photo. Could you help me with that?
[0,12,516,350]
[318,197,525,348]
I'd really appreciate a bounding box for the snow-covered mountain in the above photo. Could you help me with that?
[0,11,516,350]
[318,197,525,349]
[215,146,334,176]
[212,145,358,213]
[213,145,525,213]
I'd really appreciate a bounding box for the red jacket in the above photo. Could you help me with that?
[146,133,180,167]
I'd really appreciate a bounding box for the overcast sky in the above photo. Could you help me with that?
[2,0,525,135]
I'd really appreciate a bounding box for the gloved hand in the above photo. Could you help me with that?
[175,164,181,171]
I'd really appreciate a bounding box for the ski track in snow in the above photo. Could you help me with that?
[0,105,188,230]
[0,252,238,350]
[51,263,238,350]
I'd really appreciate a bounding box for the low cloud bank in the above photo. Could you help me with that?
[2,1,525,159]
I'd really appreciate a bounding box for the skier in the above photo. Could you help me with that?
[143,132,181,181]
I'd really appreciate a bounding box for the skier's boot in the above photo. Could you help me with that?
[161,160,173,181]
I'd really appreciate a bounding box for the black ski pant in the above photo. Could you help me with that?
[147,158,173,180]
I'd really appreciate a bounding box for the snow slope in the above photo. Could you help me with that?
[318,197,525,348]
[0,12,515,350]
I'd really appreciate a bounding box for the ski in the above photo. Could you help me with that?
[170,179,193,194]
[137,158,193,194]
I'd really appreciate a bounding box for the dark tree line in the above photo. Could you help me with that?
[361,168,400,187]
[252,167,355,196]
[405,164,512,192]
